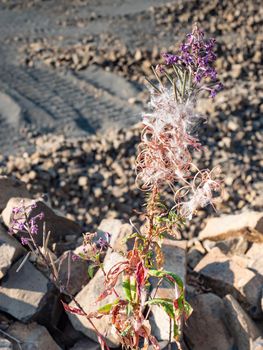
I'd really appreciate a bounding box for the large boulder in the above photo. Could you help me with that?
[0,176,30,212]
[2,198,82,247]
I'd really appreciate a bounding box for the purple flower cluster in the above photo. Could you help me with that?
[10,201,44,246]
[161,24,223,97]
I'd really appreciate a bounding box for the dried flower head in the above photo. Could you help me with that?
[136,24,223,219]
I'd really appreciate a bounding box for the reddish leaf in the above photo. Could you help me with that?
[61,301,86,316]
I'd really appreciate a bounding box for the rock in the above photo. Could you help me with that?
[57,250,90,296]
[0,338,13,349]
[187,242,205,269]
[97,219,133,254]
[78,176,88,188]
[150,240,187,341]
[223,294,261,350]
[7,322,61,349]
[231,64,242,78]
[68,252,124,347]
[183,293,234,350]
[253,337,263,350]
[194,247,263,318]
[0,176,30,212]
[215,236,249,256]
[246,243,263,276]
[70,339,100,350]
[2,198,82,247]
[0,224,24,279]
[0,257,52,322]
[199,211,263,243]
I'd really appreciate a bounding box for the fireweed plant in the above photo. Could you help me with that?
[9,25,222,350]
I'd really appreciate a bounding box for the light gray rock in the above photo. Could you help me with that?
[150,240,187,342]
[184,293,234,350]
[195,247,263,318]
[0,176,30,212]
[0,337,13,350]
[0,224,24,279]
[68,252,124,348]
[2,198,82,246]
[97,218,133,254]
[199,211,263,242]
[7,322,61,350]
[0,258,50,322]
[224,294,261,350]
[246,243,263,277]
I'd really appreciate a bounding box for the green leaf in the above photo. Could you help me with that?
[173,321,180,340]
[146,298,175,319]
[97,300,118,315]
[122,278,132,302]
[148,269,184,291]
[126,302,133,316]
[120,324,132,337]
[184,301,193,317]
[88,265,95,278]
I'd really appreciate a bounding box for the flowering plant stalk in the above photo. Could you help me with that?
[9,24,222,350]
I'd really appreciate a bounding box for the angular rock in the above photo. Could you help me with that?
[187,246,204,269]
[70,339,100,350]
[150,240,187,341]
[183,293,234,350]
[57,250,90,296]
[246,243,263,277]
[2,198,82,246]
[0,176,30,212]
[224,294,261,350]
[7,322,61,350]
[199,211,263,243]
[0,337,13,350]
[215,236,249,256]
[0,224,24,279]
[195,247,263,318]
[0,258,51,322]
[68,252,124,347]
